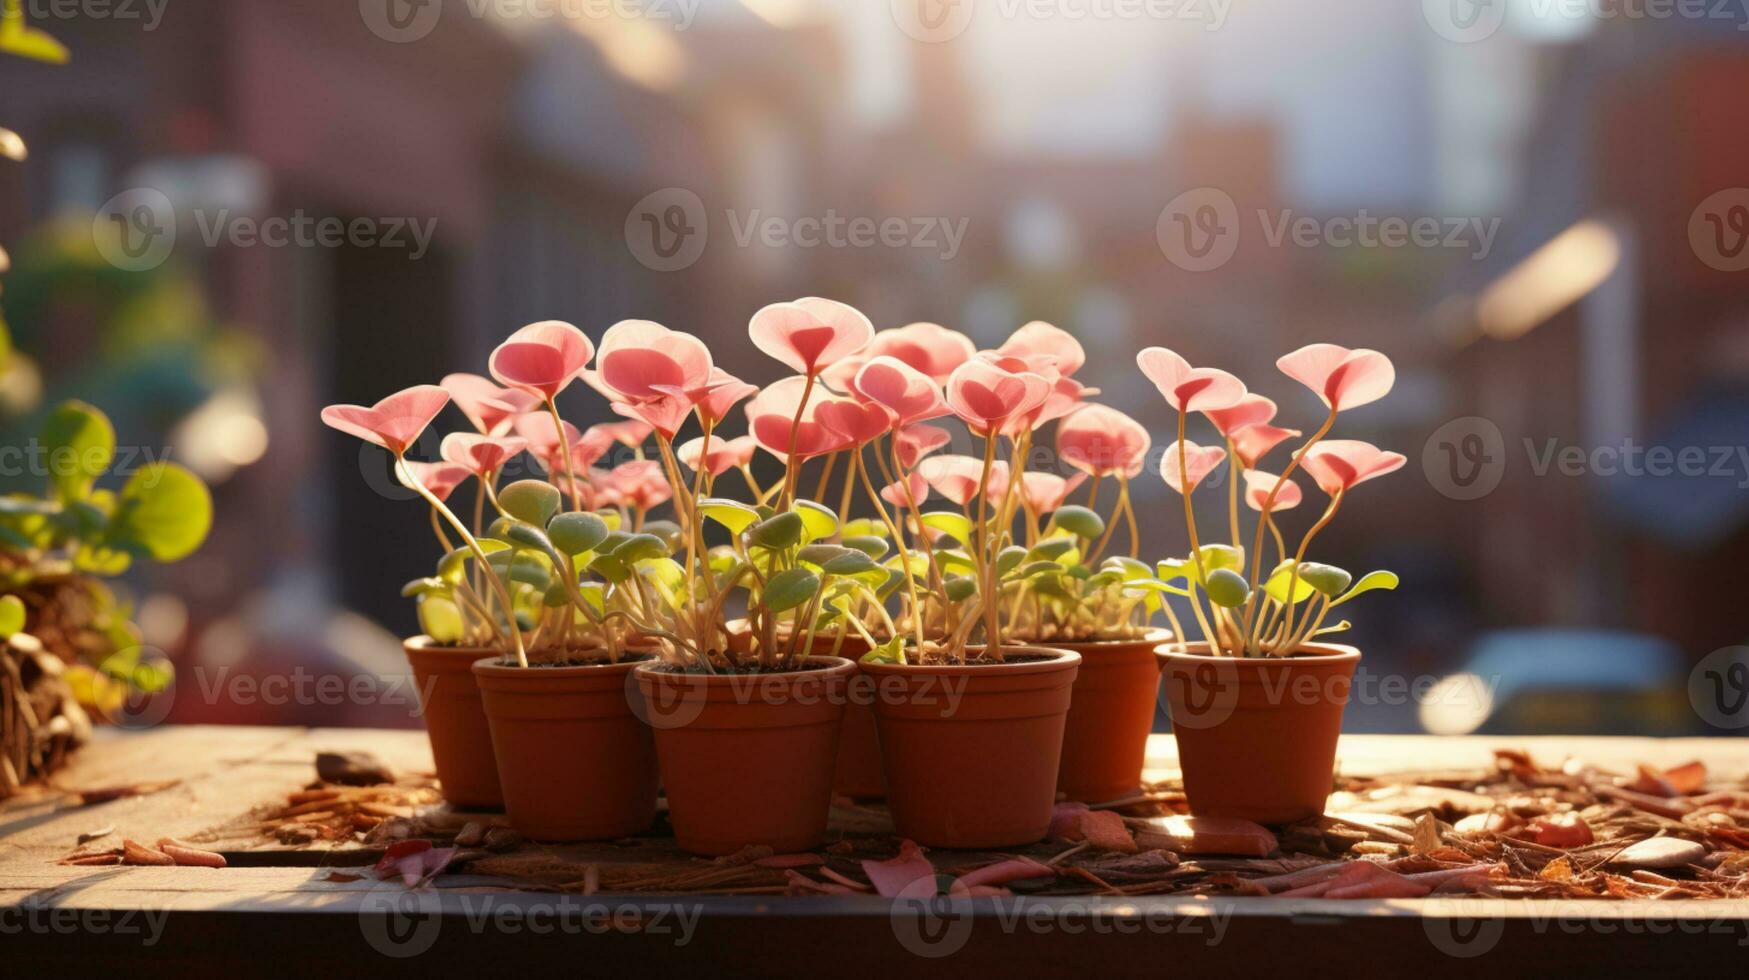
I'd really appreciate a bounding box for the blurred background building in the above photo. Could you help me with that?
[2,0,1746,734]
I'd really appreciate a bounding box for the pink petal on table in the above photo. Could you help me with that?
[863,840,936,898]
[1525,812,1594,848]
[1049,802,1091,841]
[1321,862,1431,900]
[374,839,432,876]
[964,885,1013,898]
[1277,343,1394,412]
[1664,760,1708,795]
[819,867,873,892]
[958,857,1055,889]
[1134,815,1277,857]
[1079,810,1138,853]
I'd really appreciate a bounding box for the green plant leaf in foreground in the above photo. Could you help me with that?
[105,462,212,561]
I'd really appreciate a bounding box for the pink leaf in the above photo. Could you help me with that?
[1136,347,1246,413]
[865,321,976,382]
[1277,343,1395,411]
[321,385,451,455]
[996,320,1085,378]
[1243,469,1301,512]
[944,356,1052,435]
[749,298,874,375]
[1229,422,1301,468]
[863,840,936,898]
[854,356,949,428]
[958,857,1055,889]
[489,320,594,400]
[596,320,712,403]
[1158,440,1227,495]
[398,460,472,502]
[1204,393,1278,438]
[1300,440,1406,496]
[1057,404,1151,478]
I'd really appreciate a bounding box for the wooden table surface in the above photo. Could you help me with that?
[4,727,1746,977]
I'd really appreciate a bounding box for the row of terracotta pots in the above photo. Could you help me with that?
[404,634,1361,851]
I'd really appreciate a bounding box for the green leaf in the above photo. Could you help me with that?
[1298,563,1353,598]
[547,511,609,555]
[841,535,889,559]
[1205,568,1251,608]
[417,595,465,644]
[0,594,24,638]
[437,540,508,582]
[1028,538,1078,564]
[503,520,558,556]
[105,462,211,561]
[40,400,114,502]
[1048,505,1105,540]
[1311,620,1352,637]
[1263,561,1317,605]
[860,637,907,665]
[700,498,761,534]
[749,512,804,550]
[499,480,561,527]
[611,533,669,565]
[1123,578,1191,598]
[400,577,449,598]
[1195,544,1245,577]
[796,543,853,567]
[1103,556,1151,581]
[793,499,839,542]
[842,518,887,539]
[1157,558,1192,583]
[943,576,977,603]
[1332,570,1399,606]
[0,10,69,64]
[641,519,684,554]
[506,554,552,589]
[762,567,820,613]
[919,511,973,545]
[996,546,1029,579]
[822,550,879,576]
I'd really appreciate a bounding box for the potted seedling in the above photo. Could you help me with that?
[321,328,673,839]
[1130,344,1402,823]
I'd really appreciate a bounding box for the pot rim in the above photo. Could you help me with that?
[1022,628,1174,650]
[404,634,501,655]
[632,654,857,685]
[1156,640,1361,665]
[859,645,1082,676]
[472,654,653,680]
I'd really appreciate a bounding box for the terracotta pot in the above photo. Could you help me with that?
[1051,630,1173,803]
[865,647,1080,849]
[1157,642,1361,824]
[403,636,501,808]
[472,656,659,841]
[634,656,853,856]
[725,620,882,798]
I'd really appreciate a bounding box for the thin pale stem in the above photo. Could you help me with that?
[397,455,526,667]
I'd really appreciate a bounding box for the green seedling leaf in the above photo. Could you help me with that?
[793,499,839,542]
[547,511,609,555]
[1048,505,1104,540]
[1103,556,1151,581]
[542,583,571,607]
[1263,561,1317,605]
[749,511,804,550]
[1298,562,1353,598]
[797,543,853,567]
[842,518,886,539]
[763,567,820,613]
[1197,544,1245,576]
[943,576,977,603]
[400,577,449,598]
[39,400,113,502]
[822,550,879,576]
[641,519,684,554]
[935,549,976,576]
[1312,620,1352,637]
[417,595,465,644]
[841,535,889,559]
[499,480,561,527]
[996,545,1029,579]
[1204,568,1252,608]
[1157,558,1192,583]
[0,594,25,637]
[1332,570,1399,606]
[437,540,508,582]
[919,511,973,545]
[106,463,211,561]
[612,533,669,565]
[861,637,907,665]
[507,554,552,589]
[700,498,760,534]
[1028,538,1078,564]
[504,520,555,554]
